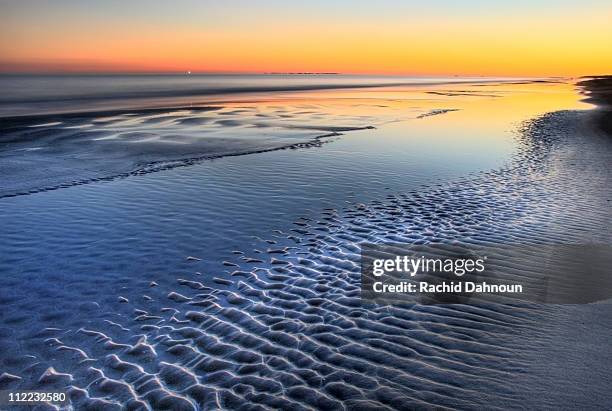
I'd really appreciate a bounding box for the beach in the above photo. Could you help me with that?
[0,75,611,409]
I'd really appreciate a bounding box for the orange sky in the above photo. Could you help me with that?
[1,1,611,76]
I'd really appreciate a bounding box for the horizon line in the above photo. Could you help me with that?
[0,70,573,79]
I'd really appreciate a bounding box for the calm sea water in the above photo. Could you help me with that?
[0,74,518,117]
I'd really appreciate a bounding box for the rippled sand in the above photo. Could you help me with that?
[1,81,611,409]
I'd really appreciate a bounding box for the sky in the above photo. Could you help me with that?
[1,0,611,76]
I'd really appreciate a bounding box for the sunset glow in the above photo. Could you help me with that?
[2,0,611,76]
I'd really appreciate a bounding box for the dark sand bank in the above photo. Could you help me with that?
[579,75,612,135]
[579,75,612,107]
